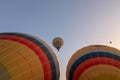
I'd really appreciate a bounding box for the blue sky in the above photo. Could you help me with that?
[1,0,120,80]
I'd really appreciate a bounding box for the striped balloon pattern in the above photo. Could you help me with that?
[0,33,59,80]
[66,45,120,80]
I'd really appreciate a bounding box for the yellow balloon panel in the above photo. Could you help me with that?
[0,40,44,80]
[79,65,120,80]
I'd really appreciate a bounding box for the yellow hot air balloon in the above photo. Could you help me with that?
[66,45,120,80]
[0,32,60,80]
[52,37,64,51]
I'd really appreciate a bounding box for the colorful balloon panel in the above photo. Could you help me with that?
[0,33,59,80]
[66,45,120,80]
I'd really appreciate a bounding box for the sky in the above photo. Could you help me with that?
[0,0,120,80]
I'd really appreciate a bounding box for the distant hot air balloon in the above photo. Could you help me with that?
[52,37,64,51]
[109,41,112,44]
[0,32,60,80]
[66,45,120,80]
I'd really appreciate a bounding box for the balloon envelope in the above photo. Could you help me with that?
[66,45,120,80]
[0,32,60,80]
[52,37,63,51]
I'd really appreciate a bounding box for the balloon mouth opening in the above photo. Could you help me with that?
[57,47,60,51]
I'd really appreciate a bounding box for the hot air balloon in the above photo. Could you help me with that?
[66,45,120,80]
[109,41,112,44]
[52,37,64,51]
[0,32,60,80]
